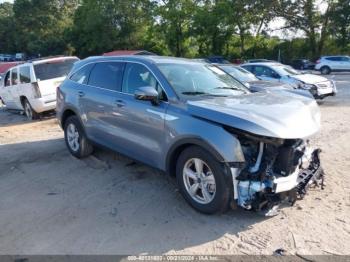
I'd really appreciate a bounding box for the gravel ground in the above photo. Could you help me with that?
[0,74,349,255]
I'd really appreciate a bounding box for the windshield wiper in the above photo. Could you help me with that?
[182,91,228,97]
[182,91,209,95]
[214,86,243,91]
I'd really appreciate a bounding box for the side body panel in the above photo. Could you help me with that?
[161,102,245,171]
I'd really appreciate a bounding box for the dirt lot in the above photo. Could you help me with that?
[0,74,349,255]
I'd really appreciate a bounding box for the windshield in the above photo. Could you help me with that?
[157,63,249,98]
[274,65,301,76]
[220,65,258,82]
[34,58,78,81]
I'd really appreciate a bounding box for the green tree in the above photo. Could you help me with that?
[191,0,232,56]
[70,0,153,57]
[0,2,14,53]
[155,0,196,57]
[12,0,77,56]
[276,0,335,59]
[329,0,350,51]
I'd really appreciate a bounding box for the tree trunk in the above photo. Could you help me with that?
[237,23,245,56]
[317,4,331,57]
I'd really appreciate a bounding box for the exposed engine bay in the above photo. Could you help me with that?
[230,132,324,216]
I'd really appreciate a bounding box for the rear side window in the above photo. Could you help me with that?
[242,65,253,72]
[11,68,19,85]
[70,64,94,84]
[34,58,78,81]
[88,62,124,91]
[253,66,275,77]
[19,66,31,84]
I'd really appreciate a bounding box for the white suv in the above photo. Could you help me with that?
[315,56,350,75]
[0,56,79,119]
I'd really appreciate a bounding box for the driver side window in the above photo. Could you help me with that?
[122,63,167,101]
[254,66,279,78]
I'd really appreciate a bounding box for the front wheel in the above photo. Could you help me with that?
[320,66,331,75]
[176,146,232,214]
[64,115,93,158]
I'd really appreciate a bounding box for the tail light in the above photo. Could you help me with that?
[32,82,42,98]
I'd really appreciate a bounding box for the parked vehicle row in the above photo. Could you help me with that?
[291,59,315,70]
[240,62,336,99]
[56,55,325,216]
[217,64,312,98]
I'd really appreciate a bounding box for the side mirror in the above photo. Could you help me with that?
[134,86,159,105]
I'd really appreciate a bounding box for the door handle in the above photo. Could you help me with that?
[78,91,85,97]
[114,99,125,108]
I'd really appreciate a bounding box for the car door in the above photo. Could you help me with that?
[9,67,23,109]
[327,57,342,70]
[78,62,125,145]
[8,68,22,109]
[253,65,280,82]
[340,56,350,71]
[107,62,168,168]
[16,65,33,108]
[0,71,15,108]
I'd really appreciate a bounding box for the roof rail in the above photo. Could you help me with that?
[26,55,69,63]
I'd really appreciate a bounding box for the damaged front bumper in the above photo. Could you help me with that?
[231,144,325,216]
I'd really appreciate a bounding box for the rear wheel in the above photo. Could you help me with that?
[64,115,93,158]
[176,146,232,214]
[320,66,331,75]
[23,98,39,120]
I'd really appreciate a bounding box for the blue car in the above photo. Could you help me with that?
[57,56,324,215]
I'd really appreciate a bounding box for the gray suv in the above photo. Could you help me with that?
[57,56,324,215]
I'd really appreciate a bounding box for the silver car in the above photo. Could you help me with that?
[57,56,324,215]
[241,62,337,99]
[315,56,350,75]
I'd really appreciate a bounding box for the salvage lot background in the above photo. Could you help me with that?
[0,73,349,255]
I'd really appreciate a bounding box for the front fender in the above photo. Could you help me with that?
[163,106,245,173]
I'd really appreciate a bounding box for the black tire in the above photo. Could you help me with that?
[23,98,39,120]
[320,66,331,75]
[176,146,232,214]
[64,115,93,158]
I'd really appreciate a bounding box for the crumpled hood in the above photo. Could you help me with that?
[187,92,321,139]
[291,74,329,84]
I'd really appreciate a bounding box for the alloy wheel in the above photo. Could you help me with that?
[67,123,80,152]
[182,158,216,204]
[24,102,32,120]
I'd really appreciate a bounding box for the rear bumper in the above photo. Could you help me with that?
[30,98,56,113]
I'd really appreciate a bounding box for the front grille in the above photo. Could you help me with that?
[316,82,331,89]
